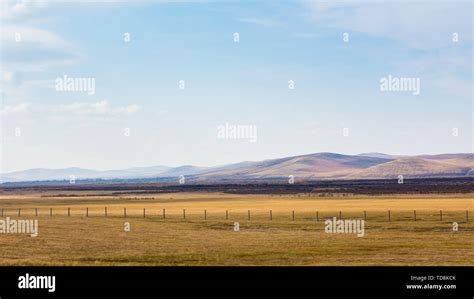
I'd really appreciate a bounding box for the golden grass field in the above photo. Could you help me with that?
[0,191,472,266]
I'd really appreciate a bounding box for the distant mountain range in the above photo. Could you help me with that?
[2,152,474,183]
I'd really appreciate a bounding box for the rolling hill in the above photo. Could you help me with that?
[1,153,473,183]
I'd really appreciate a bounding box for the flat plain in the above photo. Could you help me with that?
[0,190,472,266]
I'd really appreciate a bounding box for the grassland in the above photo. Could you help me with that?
[0,191,472,266]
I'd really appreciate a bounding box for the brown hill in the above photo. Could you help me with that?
[346,157,473,179]
[3,153,473,182]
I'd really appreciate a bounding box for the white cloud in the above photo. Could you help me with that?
[1,25,80,72]
[52,100,141,117]
[0,24,81,103]
[2,71,22,84]
[387,48,472,97]
[236,17,280,27]
[0,0,196,21]
[0,0,50,20]
[0,102,30,116]
[2,25,70,48]
[304,0,472,49]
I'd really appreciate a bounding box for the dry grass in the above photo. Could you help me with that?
[0,192,472,266]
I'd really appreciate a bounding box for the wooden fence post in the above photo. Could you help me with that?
[183,209,186,219]
[226,210,228,220]
[388,210,391,222]
[105,207,107,217]
[35,208,38,217]
[339,211,342,219]
[292,210,295,221]
[204,209,207,220]
[143,208,146,218]
[414,210,416,221]
[440,210,442,221]
[248,210,250,221]
[163,208,165,219]
[270,210,272,220]
[364,210,367,221]
[50,208,52,216]
[86,208,88,217]
[68,208,70,217]
[316,211,319,221]
[124,208,127,218]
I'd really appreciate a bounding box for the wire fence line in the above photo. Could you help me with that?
[0,207,470,222]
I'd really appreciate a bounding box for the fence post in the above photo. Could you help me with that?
[50,208,52,216]
[105,207,107,217]
[270,210,272,220]
[248,210,250,221]
[414,210,416,221]
[204,209,207,220]
[388,210,391,222]
[143,208,146,218]
[316,211,319,221]
[86,208,88,217]
[183,209,186,219]
[339,211,342,219]
[124,208,127,218]
[226,210,228,220]
[18,208,20,217]
[35,208,37,217]
[440,210,442,221]
[68,208,70,217]
[163,208,165,219]
[292,210,295,221]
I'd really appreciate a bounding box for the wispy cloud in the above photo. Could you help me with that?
[0,0,50,20]
[52,100,141,117]
[1,100,140,119]
[0,102,31,116]
[1,25,80,72]
[303,0,472,49]
[236,17,279,27]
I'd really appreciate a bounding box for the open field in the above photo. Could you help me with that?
[0,191,472,266]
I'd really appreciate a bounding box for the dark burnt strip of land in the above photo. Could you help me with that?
[1,177,473,196]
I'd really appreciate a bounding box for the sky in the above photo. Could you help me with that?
[0,0,473,173]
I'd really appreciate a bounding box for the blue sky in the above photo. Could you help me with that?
[1,0,473,172]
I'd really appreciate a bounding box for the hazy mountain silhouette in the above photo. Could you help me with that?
[2,153,473,183]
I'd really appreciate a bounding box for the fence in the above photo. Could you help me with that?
[0,207,470,222]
